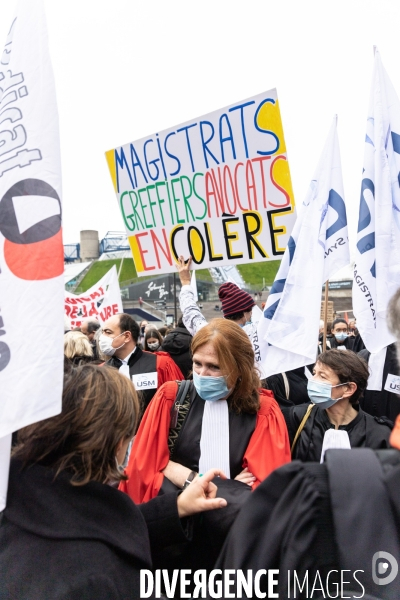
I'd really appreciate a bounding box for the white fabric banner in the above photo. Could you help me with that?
[353,50,400,354]
[0,0,64,510]
[65,266,123,328]
[257,117,350,377]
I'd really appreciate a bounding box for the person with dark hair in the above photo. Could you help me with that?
[283,349,392,462]
[177,257,255,340]
[213,292,400,600]
[144,328,163,352]
[99,313,184,416]
[329,317,365,352]
[81,318,100,359]
[0,365,228,599]
[161,316,193,378]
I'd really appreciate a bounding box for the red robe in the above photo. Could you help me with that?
[153,351,184,385]
[120,383,291,504]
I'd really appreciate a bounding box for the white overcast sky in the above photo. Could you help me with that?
[1,0,400,246]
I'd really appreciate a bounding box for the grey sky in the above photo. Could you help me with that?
[1,0,400,248]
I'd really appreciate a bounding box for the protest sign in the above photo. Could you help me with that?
[65,266,123,328]
[106,89,296,276]
[0,0,63,509]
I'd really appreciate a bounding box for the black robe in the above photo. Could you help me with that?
[107,346,183,418]
[161,326,193,379]
[155,385,255,574]
[0,459,189,600]
[283,402,392,461]
[171,384,256,478]
[359,344,400,422]
[263,367,309,408]
[214,448,400,600]
[329,334,365,352]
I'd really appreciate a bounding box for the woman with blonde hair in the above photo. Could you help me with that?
[64,330,93,365]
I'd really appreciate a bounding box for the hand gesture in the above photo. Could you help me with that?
[176,255,192,286]
[234,467,256,487]
[177,469,228,518]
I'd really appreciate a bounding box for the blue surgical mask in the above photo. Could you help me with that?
[307,379,348,409]
[239,319,253,328]
[193,371,231,402]
[335,332,348,342]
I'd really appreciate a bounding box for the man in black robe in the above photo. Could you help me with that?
[102,313,183,416]
[359,344,400,421]
[329,317,365,352]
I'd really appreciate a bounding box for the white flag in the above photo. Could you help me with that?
[353,50,400,354]
[0,0,63,509]
[257,117,350,378]
[65,266,123,328]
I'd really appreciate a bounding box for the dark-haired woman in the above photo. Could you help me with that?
[284,349,392,462]
[0,365,228,599]
[144,328,163,352]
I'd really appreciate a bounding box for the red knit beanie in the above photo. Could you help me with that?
[218,283,255,317]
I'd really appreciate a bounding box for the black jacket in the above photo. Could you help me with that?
[214,449,400,599]
[107,347,159,414]
[161,327,193,378]
[0,460,188,600]
[263,367,309,408]
[329,334,365,352]
[359,344,400,421]
[283,403,392,462]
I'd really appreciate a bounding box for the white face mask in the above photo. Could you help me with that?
[147,341,160,351]
[99,332,126,356]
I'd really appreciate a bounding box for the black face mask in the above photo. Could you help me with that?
[140,327,145,334]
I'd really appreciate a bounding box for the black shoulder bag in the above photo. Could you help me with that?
[168,380,192,457]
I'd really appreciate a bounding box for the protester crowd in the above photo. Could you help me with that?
[1,260,400,599]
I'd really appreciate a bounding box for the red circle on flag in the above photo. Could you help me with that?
[0,179,63,280]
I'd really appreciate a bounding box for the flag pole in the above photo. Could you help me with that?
[322,114,337,353]
[173,272,178,326]
[323,280,329,352]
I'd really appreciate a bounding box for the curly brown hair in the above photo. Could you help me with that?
[13,365,138,485]
[191,318,260,414]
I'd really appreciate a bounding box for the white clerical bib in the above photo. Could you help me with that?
[384,373,400,394]
[199,400,230,478]
[131,372,158,390]
[118,364,131,379]
[367,347,387,391]
[320,428,351,463]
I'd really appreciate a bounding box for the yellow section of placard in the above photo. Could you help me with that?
[105,149,117,193]
[128,235,145,273]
